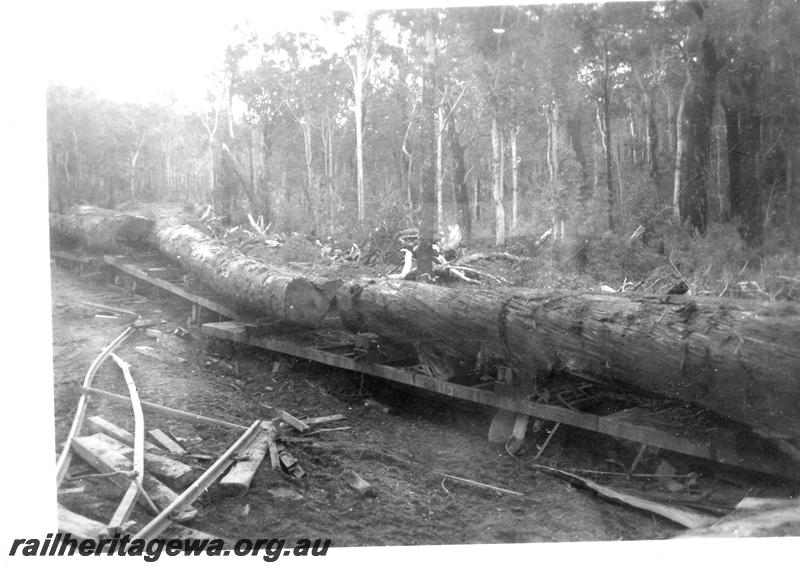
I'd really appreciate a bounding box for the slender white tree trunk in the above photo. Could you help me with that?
[353,64,365,222]
[673,69,691,220]
[510,126,519,237]
[129,132,146,201]
[202,109,219,201]
[436,104,444,232]
[492,114,505,246]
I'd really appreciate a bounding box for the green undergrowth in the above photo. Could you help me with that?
[501,221,800,301]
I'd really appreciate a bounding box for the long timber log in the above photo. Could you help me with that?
[154,222,332,328]
[49,207,334,328]
[336,280,800,441]
[49,206,800,444]
[50,205,154,252]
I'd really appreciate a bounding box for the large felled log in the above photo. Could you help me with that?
[337,280,800,440]
[155,222,332,327]
[50,206,334,328]
[50,205,153,252]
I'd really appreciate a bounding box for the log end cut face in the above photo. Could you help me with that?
[283,280,334,328]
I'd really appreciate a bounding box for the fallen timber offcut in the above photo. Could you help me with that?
[50,207,800,455]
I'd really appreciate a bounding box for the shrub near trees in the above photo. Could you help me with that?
[48,2,800,259]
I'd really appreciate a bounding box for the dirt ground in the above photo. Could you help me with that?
[51,260,745,546]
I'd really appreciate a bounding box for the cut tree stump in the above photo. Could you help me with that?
[337,279,800,441]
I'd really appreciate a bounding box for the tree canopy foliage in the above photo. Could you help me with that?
[48,1,800,250]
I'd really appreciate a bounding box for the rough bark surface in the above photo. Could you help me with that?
[50,205,153,252]
[337,280,800,440]
[50,208,334,328]
[155,222,332,327]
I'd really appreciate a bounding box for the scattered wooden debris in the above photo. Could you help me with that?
[736,497,798,511]
[278,410,310,433]
[277,446,305,478]
[71,433,197,521]
[56,325,136,487]
[301,414,347,426]
[220,421,277,496]
[572,468,699,480]
[81,387,248,431]
[680,497,800,538]
[87,432,198,489]
[533,464,715,528]
[86,416,162,451]
[132,420,263,541]
[305,426,351,436]
[267,438,281,470]
[148,428,188,455]
[79,300,140,318]
[206,355,237,372]
[57,486,85,495]
[58,505,107,540]
[343,470,375,496]
[267,487,304,501]
[436,472,523,497]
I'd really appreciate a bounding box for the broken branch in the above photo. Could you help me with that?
[434,472,523,496]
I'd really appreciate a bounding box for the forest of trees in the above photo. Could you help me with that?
[47,1,800,253]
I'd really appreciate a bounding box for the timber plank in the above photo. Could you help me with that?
[147,429,188,455]
[278,410,310,433]
[85,430,198,489]
[58,505,108,540]
[219,421,277,495]
[86,416,162,451]
[72,433,196,516]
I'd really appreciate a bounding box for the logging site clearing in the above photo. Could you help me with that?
[48,202,800,545]
[36,0,800,552]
